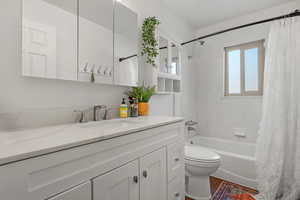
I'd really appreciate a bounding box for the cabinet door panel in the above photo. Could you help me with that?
[93,160,139,200]
[78,0,114,84]
[167,142,184,182]
[22,0,78,81]
[140,148,167,200]
[48,182,91,200]
[114,2,138,87]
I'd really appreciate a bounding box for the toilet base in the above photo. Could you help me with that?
[186,193,211,200]
[186,176,211,200]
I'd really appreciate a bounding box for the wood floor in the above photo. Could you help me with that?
[185,177,258,200]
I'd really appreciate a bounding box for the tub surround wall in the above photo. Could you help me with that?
[0,0,195,131]
[194,1,300,143]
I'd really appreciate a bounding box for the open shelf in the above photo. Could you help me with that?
[157,72,181,80]
[143,31,182,95]
[157,78,181,94]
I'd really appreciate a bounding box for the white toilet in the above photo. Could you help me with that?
[185,145,221,200]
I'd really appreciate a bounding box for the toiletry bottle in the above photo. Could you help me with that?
[119,98,128,118]
[129,97,134,117]
[132,98,139,117]
[128,97,138,117]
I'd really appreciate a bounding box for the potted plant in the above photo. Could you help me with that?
[141,17,160,66]
[125,86,156,116]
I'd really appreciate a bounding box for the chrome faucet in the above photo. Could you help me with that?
[185,120,198,132]
[93,105,107,121]
[185,120,198,126]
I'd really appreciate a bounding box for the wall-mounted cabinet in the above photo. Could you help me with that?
[143,31,182,94]
[22,0,138,87]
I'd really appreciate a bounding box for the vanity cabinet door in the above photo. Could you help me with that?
[140,148,167,200]
[47,182,91,200]
[93,160,139,200]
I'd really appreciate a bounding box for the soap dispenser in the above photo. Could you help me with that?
[119,98,128,118]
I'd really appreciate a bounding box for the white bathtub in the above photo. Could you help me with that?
[188,136,258,189]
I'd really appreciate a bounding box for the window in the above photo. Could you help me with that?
[225,40,265,96]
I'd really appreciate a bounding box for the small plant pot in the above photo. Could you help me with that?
[138,102,149,116]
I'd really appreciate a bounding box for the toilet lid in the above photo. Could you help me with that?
[185,145,221,162]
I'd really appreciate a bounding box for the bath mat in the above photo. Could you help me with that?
[212,182,256,200]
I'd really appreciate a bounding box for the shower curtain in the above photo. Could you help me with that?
[256,17,300,200]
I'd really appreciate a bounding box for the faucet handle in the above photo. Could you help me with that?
[93,105,108,121]
[103,107,114,120]
[83,62,89,72]
[74,110,89,123]
[95,105,107,109]
[185,120,198,126]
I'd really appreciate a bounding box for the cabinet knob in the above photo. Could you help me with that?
[174,192,180,197]
[174,157,180,162]
[133,176,138,183]
[142,170,148,178]
[83,62,89,72]
[97,66,102,74]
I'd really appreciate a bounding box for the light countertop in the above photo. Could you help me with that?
[0,116,183,166]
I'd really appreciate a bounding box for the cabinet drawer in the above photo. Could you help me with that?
[48,182,91,200]
[168,175,184,200]
[167,142,184,182]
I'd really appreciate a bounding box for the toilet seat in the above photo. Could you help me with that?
[185,145,221,163]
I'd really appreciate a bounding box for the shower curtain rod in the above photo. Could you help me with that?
[119,9,300,62]
[181,9,300,45]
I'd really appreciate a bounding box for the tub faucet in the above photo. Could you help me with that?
[185,120,198,126]
[188,126,197,132]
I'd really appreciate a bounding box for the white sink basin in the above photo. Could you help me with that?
[0,118,146,146]
[0,125,72,145]
[78,119,142,129]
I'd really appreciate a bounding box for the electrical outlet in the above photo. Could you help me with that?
[233,128,246,138]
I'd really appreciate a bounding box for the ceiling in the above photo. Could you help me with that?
[163,0,294,29]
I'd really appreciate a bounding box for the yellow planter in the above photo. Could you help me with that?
[138,102,149,116]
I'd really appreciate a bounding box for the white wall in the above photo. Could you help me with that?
[0,0,195,131]
[122,0,196,120]
[194,1,300,143]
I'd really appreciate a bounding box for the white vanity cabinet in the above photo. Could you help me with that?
[0,120,184,200]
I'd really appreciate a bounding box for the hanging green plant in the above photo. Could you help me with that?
[141,17,160,66]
